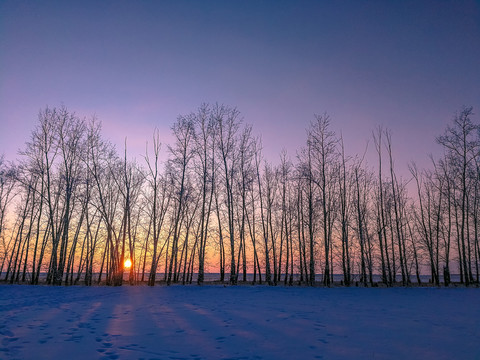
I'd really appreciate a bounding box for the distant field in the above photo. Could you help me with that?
[1,285,479,359]
[5,272,466,285]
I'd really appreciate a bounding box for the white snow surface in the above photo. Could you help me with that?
[0,285,479,360]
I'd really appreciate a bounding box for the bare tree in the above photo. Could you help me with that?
[167,115,195,285]
[437,107,479,285]
[214,104,241,285]
[255,139,273,285]
[192,105,217,285]
[309,114,338,286]
[385,131,409,285]
[373,127,392,286]
[0,156,16,277]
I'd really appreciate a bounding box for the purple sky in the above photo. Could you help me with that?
[1,1,479,175]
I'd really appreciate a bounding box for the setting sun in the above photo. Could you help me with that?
[124,259,132,269]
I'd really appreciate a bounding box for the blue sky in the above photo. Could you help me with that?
[1,1,479,174]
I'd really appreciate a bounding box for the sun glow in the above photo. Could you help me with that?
[124,259,132,269]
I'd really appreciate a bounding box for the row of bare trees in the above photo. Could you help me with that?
[0,105,479,286]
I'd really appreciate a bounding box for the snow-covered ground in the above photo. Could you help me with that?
[0,285,478,360]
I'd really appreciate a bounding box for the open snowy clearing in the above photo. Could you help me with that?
[0,285,479,360]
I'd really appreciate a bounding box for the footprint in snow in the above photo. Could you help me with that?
[3,337,18,344]
[66,335,83,342]
[0,329,14,337]
[100,353,119,360]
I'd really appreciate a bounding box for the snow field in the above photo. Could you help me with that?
[0,285,479,359]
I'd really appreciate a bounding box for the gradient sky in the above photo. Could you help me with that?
[1,1,479,175]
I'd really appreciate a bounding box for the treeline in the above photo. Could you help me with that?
[0,104,479,287]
